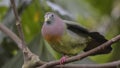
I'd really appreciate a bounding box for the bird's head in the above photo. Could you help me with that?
[44,12,55,24]
[44,12,63,25]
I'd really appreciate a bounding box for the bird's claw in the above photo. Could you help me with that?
[60,56,68,64]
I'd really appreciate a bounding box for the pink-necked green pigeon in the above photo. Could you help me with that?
[41,12,112,56]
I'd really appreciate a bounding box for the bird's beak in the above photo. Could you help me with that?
[45,16,50,22]
[45,17,48,22]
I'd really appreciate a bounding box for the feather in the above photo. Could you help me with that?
[64,20,112,55]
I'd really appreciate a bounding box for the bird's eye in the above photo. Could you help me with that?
[51,14,54,17]
[49,14,54,20]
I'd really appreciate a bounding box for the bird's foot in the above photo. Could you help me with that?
[60,56,68,65]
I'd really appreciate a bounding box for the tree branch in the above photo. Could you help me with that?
[53,60,120,68]
[10,0,42,68]
[10,0,26,50]
[0,22,45,68]
[0,23,22,49]
[39,34,120,68]
[0,0,32,50]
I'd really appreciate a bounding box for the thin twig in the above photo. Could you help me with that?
[0,0,33,50]
[39,34,120,68]
[10,0,42,68]
[10,0,26,50]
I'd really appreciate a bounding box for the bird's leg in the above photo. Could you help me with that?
[60,55,69,65]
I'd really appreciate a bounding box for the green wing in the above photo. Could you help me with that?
[63,20,112,55]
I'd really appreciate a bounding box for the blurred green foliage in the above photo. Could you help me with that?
[86,0,113,15]
[0,7,7,21]
[21,0,43,43]
[0,0,120,68]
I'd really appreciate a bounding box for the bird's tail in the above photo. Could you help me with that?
[84,32,112,55]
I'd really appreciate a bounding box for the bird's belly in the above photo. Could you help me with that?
[49,35,88,56]
[44,34,61,43]
[52,42,87,56]
[46,30,90,56]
